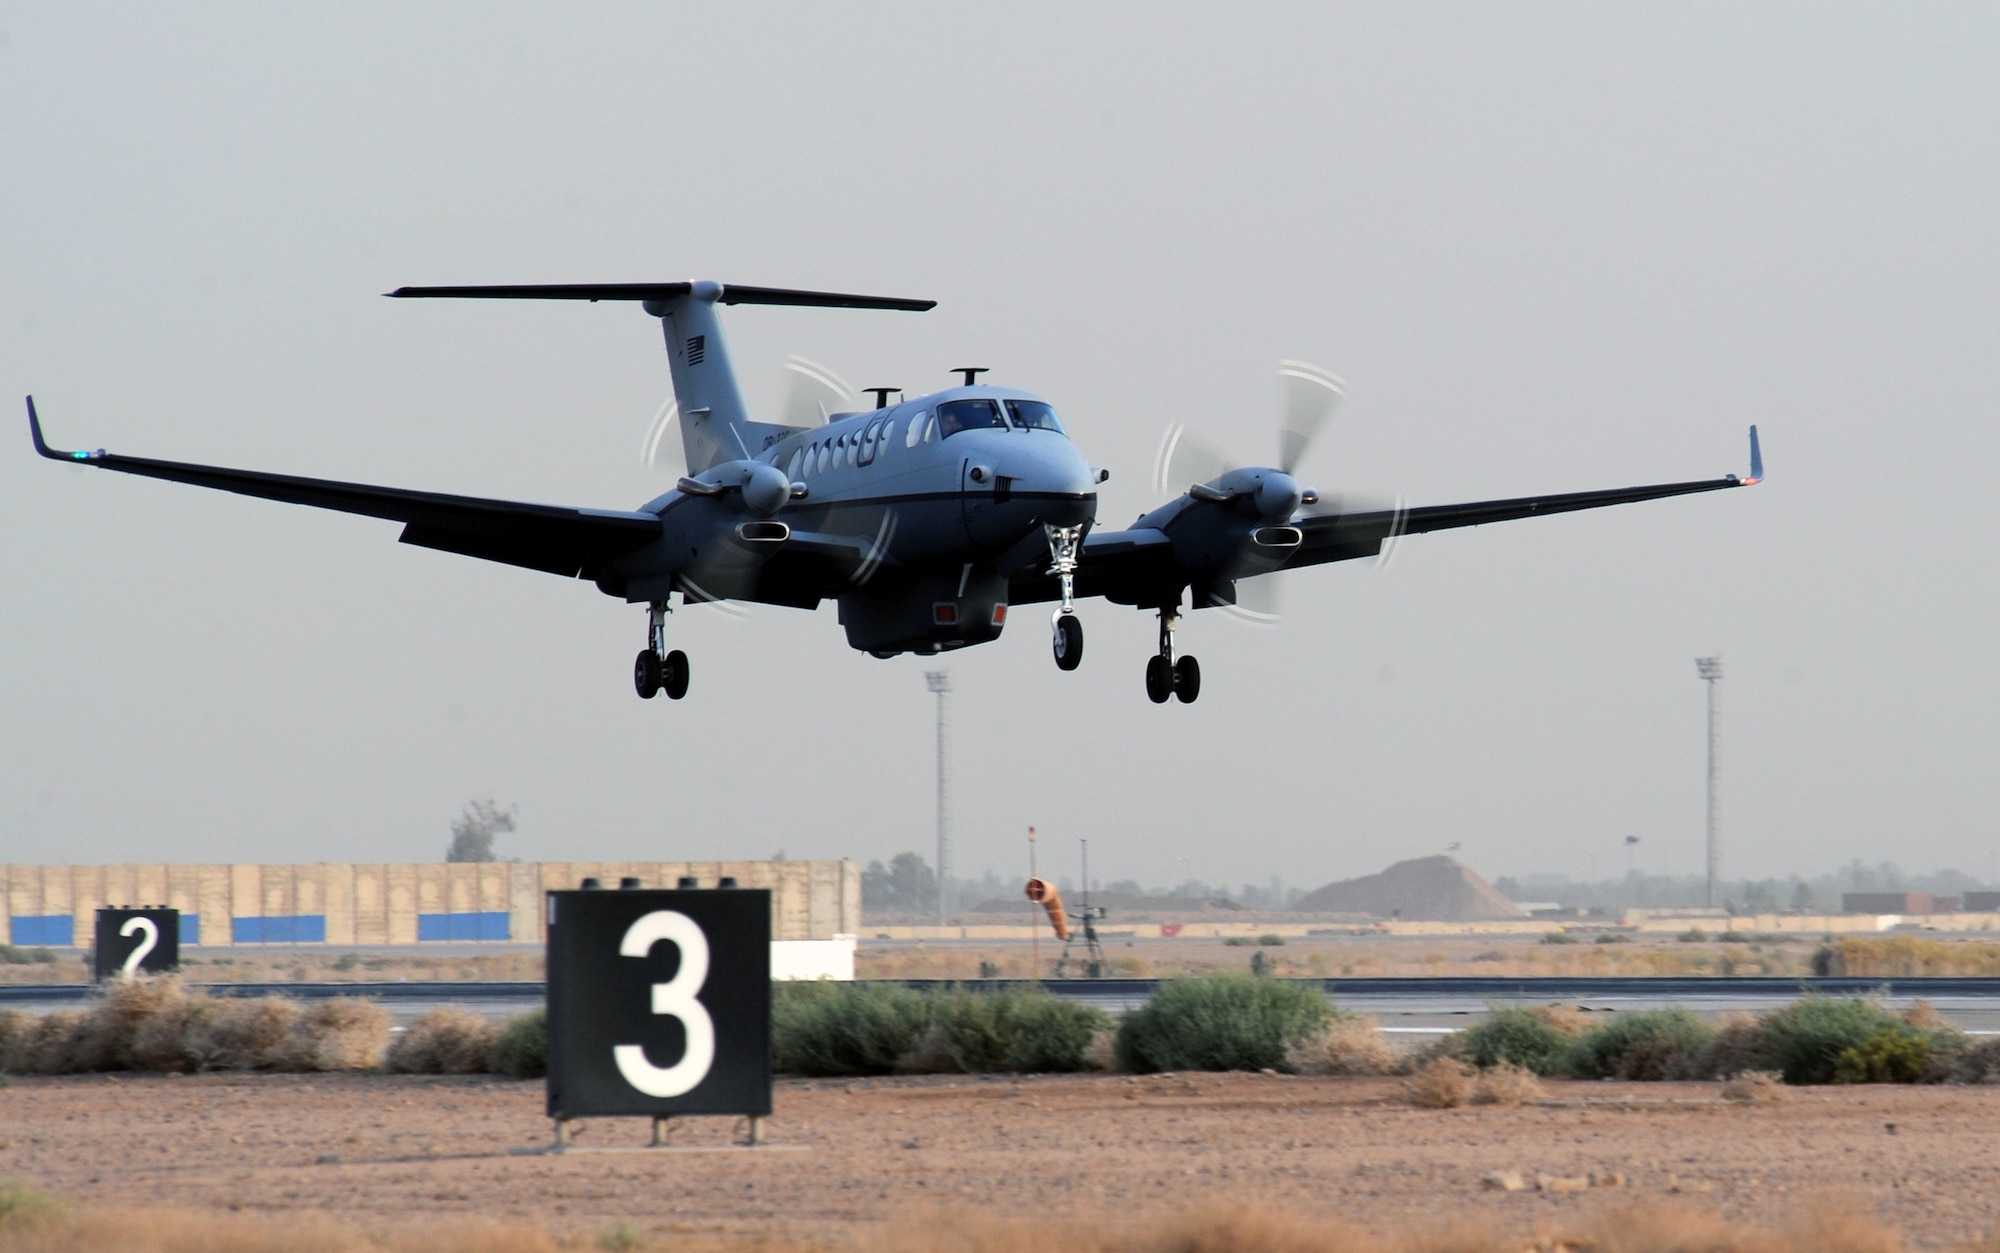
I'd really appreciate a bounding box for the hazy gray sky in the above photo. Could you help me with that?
[4,4,1996,892]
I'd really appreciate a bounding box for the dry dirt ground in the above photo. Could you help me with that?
[4,1072,1999,1248]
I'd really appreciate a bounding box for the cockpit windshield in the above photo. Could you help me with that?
[937,399,1006,437]
[1005,400,1066,434]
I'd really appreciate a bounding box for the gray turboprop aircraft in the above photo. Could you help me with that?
[25,281,1763,705]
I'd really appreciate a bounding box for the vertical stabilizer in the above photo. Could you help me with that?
[648,283,795,473]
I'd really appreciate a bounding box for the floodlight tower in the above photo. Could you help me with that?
[1695,656,1724,908]
[925,669,952,926]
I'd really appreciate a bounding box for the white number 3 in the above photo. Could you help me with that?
[613,911,715,1097]
[119,916,159,979]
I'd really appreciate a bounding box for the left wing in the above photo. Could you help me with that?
[1011,427,1762,606]
[26,397,662,579]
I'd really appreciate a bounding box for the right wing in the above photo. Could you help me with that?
[27,397,661,579]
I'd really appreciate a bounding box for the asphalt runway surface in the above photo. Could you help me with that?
[7,976,2000,1031]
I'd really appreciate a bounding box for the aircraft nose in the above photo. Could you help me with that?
[1006,442,1097,520]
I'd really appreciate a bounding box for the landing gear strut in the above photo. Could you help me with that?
[1145,606,1200,704]
[633,599,690,701]
[1047,525,1084,672]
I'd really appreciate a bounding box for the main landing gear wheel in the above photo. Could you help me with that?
[634,650,663,699]
[1052,613,1084,671]
[662,649,690,701]
[1173,655,1202,704]
[1145,655,1172,703]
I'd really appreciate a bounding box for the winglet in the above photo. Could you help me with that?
[1745,424,1763,485]
[26,396,103,462]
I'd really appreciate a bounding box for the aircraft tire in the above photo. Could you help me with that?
[663,649,691,700]
[1052,614,1084,671]
[1173,655,1202,704]
[634,650,662,699]
[1145,655,1172,703]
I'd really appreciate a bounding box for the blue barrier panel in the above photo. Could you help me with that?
[416,912,512,941]
[180,914,200,945]
[231,915,327,943]
[9,916,74,946]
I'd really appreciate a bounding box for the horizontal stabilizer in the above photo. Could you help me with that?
[386,282,935,312]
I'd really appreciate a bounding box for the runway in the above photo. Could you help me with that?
[7,975,2000,1031]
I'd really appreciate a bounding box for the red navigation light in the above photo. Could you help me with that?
[932,602,957,625]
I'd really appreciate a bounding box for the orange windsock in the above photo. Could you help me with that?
[1025,878,1069,941]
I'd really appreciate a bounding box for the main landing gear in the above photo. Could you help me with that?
[1048,525,1084,672]
[633,599,690,701]
[1145,607,1200,704]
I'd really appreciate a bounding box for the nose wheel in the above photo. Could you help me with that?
[1052,612,1084,670]
[1045,525,1086,673]
[1146,607,1200,704]
[633,600,691,701]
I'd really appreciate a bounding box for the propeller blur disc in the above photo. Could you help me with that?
[641,397,686,477]
[781,355,854,427]
[1275,360,1344,474]
[1154,423,1237,496]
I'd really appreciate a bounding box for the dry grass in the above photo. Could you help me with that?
[1720,1071,1790,1104]
[1285,1015,1395,1076]
[1817,936,2000,978]
[1469,1062,1543,1106]
[385,1007,499,1074]
[0,1194,1923,1253]
[1403,1057,1474,1109]
[0,979,390,1074]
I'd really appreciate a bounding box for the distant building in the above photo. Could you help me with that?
[1841,891,1945,914]
[1966,892,2000,912]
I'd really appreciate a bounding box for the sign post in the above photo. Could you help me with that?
[93,908,180,981]
[544,887,771,1149]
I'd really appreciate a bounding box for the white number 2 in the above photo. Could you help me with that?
[119,916,159,979]
[613,910,715,1097]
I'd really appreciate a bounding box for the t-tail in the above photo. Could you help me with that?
[386,280,934,474]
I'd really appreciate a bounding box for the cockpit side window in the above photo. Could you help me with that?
[937,399,1005,438]
[1005,400,1066,434]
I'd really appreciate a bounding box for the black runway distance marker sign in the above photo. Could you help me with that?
[93,908,180,980]
[546,889,771,1120]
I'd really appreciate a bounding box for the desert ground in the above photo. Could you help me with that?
[4,1070,1998,1249]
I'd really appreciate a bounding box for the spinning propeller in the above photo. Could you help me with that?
[1153,361,1405,624]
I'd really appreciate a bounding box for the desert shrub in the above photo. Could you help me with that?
[64,978,189,1071]
[1114,974,1331,1073]
[0,1010,26,1070]
[1594,933,1632,944]
[936,987,1109,1073]
[771,983,1106,1076]
[771,981,933,1076]
[490,1007,547,1078]
[1678,927,1708,943]
[1564,1009,1715,1080]
[1403,1057,1472,1108]
[1720,1070,1789,1103]
[1453,1006,1583,1075]
[1816,935,2000,978]
[6,1013,85,1074]
[1470,1061,1543,1106]
[1283,1015,1393,1076]
[1718,931,1750,943]
[1948,1037,2000,1084]
[197,997,304,1069]
[1540,931,1577,945]
[386,1007,498,1074]
[1833,1027,1933,1084]
[1255,935,1286,947]
[0,1179,66,1230]
[0,945,58,965]
[1756,996,1945,1085]
[287,998,390,1071]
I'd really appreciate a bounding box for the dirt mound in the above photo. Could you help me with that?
[1295,856,1523,921]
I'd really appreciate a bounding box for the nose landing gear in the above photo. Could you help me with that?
[633,599,690,701]
[1047,525,1085,672]
[1146,607,1200,704]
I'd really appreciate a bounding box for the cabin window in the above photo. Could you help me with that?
[816,442,831,473]
[1005,400,1066,434]
[938,398,1005,438]
[786,448,804,479]
[906,413,925,448]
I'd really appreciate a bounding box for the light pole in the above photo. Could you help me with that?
[1695,656,1723,909]
[925,670,952,926]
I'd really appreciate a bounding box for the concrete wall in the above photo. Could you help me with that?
[0,860,860,947]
